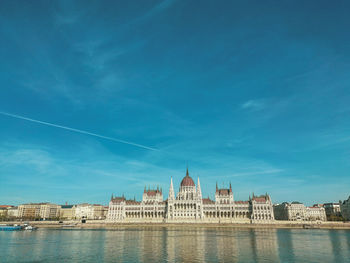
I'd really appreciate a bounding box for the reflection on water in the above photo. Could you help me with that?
[1,227,350,262]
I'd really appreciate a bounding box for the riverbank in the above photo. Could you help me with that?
[3,220,350,230]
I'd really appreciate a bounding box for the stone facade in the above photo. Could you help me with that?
[18,203,60,219]
[0,207,8,217]
[39,203,60,219]
[7,206,18,218]
[107,169,274,223]
[274,202,326,221]
[250,194,275,222]
[75,203,106,220]
[274,202,307,221]
[340,196,350,221]
[59,205,76,220]
[323,203,341,218]
[306,205,326,221]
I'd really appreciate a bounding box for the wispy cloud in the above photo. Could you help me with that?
[128,0,176,26]
[0,148,53,174]
[0,141,180,203]
[229,169,284,178]
[241,99,266,111]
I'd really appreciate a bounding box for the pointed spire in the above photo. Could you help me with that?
[169,177,175,201]
[197,177,202,199]
[229,182,232,192]
[216,182,218,192]
[144,186,146,193]
[111,193,114,201]
[186,166,189,177]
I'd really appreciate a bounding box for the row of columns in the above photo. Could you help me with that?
[204,211,250,218]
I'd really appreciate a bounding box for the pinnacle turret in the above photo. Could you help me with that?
[168,177,175,201]
[197,177,202,200]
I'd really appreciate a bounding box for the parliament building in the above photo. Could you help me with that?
[107,168,274,223]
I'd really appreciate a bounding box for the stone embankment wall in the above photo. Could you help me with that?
[5,220,350,229]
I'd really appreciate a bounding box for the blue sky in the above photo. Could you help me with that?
[0,1,349,206]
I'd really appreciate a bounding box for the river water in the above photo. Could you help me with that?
[1,227,349,262]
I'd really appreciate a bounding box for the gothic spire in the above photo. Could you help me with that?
[197,177,202,199]
[168,177,175,201]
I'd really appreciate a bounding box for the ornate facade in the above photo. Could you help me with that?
[107,169,275,223]
[273,202,327,222]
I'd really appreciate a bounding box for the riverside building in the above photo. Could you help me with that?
[340,196,350,221]
[307,205,327,221]
[107,168,275,223]
[18,203,60,219]
[274,202,307,221]
[323,203,341,219]
[273,202,326,221]
[75,203,107,220]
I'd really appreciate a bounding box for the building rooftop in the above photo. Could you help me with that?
[126,200,141,205]
[180,168,195,187]
[202,198,215,204]
[218,189,230,195]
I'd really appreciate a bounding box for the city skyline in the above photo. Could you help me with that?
[1,1,350,206]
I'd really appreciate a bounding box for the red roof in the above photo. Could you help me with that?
[0,205,13,208]
[180,169,195,187]
[253,197,266,203]
[126,200,140,205]
[202,198,215,204]
[218,189,229,195]
[145,190,162,196]
[144,187,162,195]
[111,197,125,204]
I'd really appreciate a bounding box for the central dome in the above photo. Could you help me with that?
[180,168,195,187]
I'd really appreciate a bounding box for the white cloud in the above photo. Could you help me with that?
[241,99,266,111]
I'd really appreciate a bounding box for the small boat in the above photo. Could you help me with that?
[0,225,23,231]
[24,225,37,230]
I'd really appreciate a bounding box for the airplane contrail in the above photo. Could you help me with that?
[0,111,160,152]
